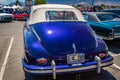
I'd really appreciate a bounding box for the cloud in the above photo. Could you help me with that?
[95,1,120,6]
[79,2,87,5]
[0,0,6,3]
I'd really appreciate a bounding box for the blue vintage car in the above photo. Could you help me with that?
[22,4,113,80]
[83,12,120,40]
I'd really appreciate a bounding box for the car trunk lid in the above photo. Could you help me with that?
[32,21,97,56]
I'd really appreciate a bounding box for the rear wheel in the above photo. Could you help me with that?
[15,18,18,20]
[8,19,12,22]
[24,72,34,80]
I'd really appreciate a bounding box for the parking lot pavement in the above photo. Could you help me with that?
[0,21,24,80]
[0,21,120,80]
[2,35,24,80]
[0,37,10,70]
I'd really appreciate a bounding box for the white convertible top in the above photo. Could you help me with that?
[29,4,85,25]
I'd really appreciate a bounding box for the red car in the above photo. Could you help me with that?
[13,11,29,20]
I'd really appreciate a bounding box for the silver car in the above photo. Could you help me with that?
[0,9,13,22]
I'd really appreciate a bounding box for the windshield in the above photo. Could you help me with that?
[3,8,14,14]
[46,11,78,21]
[97,14,120,21]
[15,11,27,14]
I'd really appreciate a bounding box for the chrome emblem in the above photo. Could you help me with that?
[72,43,77,53]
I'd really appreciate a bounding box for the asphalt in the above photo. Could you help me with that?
[0,21,120,80]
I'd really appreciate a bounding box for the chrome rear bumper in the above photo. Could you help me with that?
[22,56,113,80]
[114,33,120,38]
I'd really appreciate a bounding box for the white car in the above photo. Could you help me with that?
[0,9,13,22]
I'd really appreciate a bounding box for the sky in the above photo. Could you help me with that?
[0,0,24,5]
[47,0,120,6]
[0,0,120,6]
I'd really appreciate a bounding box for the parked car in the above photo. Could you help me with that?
[13,11,29,20]
[22,4,113,80]
[102,9,120,16]
[83,12,120,40]
[0,9,13,22]
[87,6,103,12]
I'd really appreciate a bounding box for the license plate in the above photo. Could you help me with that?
[67,53,85,64]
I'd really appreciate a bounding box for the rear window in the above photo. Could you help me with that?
[46,11,78,21]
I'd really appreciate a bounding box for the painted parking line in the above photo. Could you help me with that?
[111,54,120,70]
[0,37,14,80]
[111,54,120,57]
[113,64,120,70]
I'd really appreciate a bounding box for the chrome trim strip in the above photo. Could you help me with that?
[24,61,113,74]
[111,29,114,39]
[32,27,41,41]
[114,36,120,38]
[97,35,113,40]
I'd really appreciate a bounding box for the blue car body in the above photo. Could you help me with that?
[22,4,113,79]
[22,21,113,74]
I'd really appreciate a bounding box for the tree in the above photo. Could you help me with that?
[101,4,105,9]
[15,0,22,6]
[35,0,46,5]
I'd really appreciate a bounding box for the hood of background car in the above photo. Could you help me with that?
[100,21,120,29]
[0,13,13,16]
[32,21,97,55]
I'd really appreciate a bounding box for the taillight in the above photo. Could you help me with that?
[98,53,107,58]
[37,58,48,65]
[98,51,108,59]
